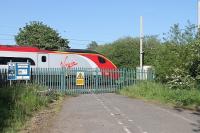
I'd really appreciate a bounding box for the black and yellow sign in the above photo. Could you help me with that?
[76,72,85,86]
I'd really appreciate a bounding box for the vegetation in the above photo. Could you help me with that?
[94,21,198,89]
[163,21,196,45]
[87,41,98,50]
[0,84,62,133]
[120,82,200,110]
[91,21,200,109]
[15,21,69,50]
[95,37,141,68]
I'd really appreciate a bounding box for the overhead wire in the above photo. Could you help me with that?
[0,33,109,45]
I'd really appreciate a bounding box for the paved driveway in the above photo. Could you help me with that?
[46,93,200,133]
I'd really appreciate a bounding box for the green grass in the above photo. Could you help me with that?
[0,84,62,133]
[119,81,200,110]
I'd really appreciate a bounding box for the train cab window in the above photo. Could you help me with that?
[0,57,35,65]
[98,56,106,64]
[41,56,46,62]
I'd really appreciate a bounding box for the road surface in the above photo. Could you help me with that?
[46,93,200,133]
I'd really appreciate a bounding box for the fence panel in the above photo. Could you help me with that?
[64,68,153,94]
[31,68,66,92]
[0,68,154,94]
[0,69,8,87]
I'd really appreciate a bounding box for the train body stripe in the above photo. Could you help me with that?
[0,45,117,69]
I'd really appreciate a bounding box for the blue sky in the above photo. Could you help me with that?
[0,0,197,48]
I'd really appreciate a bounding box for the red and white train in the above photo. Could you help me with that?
[0,45,117,70]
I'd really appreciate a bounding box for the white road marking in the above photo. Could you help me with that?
[94,94,146,133]
[100,100,111,113]
[118,121,123,125]
[100,101,104,104]
[96,98,101,101]
[110,113,114,116]
[123,126,132,133]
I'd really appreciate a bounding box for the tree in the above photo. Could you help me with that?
[87,41,98,50]
[186,40,200,79]
[163,21,196,45]
[143,35,161,65]
[15,21,70,50]
[183,21,197,43]
[96,37,140,68]
[163,23,183,44]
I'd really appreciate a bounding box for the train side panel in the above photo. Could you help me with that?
[0,51,38,68]
[48,53,99,69]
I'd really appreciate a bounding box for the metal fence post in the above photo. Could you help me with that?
[95,68,98,94]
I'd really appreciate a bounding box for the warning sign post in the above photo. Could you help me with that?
[76,72,85,86]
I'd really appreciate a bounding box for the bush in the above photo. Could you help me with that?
[0,84,59,133]
[120,82,200,109]
[95,35,199,89]
[166,68,195,89]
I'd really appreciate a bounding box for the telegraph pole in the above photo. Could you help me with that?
[140,16,143,70]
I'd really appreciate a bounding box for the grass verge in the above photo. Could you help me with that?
[119,81,200,110]
[0,84,63,133]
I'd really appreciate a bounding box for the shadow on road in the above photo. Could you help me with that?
[174,107,184,112]
[173,107,200,132]
[191,112,200,132]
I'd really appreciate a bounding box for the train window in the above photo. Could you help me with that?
[41,56,46,62]
[0,57,35,65]
[98,56,106,64]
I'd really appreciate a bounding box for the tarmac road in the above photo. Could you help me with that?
[46,93,200,133]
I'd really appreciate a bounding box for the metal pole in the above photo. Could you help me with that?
[197,0,200,38]
[140,16,143,69]
[198,0,200,29]
[9,60,12,86]
[26,60,29,85]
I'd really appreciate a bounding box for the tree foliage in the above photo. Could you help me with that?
[96,37,140,68]
[95,21,199,89]
[15,21,69,50]
[87,41,98,50]
[96,36,161,69]
[163,21,196,45]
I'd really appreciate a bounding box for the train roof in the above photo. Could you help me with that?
[0,45,43,52]
[64,49,100,54]
[0,45,101,54]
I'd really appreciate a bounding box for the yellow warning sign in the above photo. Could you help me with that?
[76,72,85,86]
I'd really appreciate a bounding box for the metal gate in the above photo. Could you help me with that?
[0,68,154,94]
[64,68,154,94]
[65,68,122,94]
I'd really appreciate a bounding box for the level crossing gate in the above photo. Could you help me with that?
[65,68,123,94]
[31,68,154,94]
[0,68,154,94]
